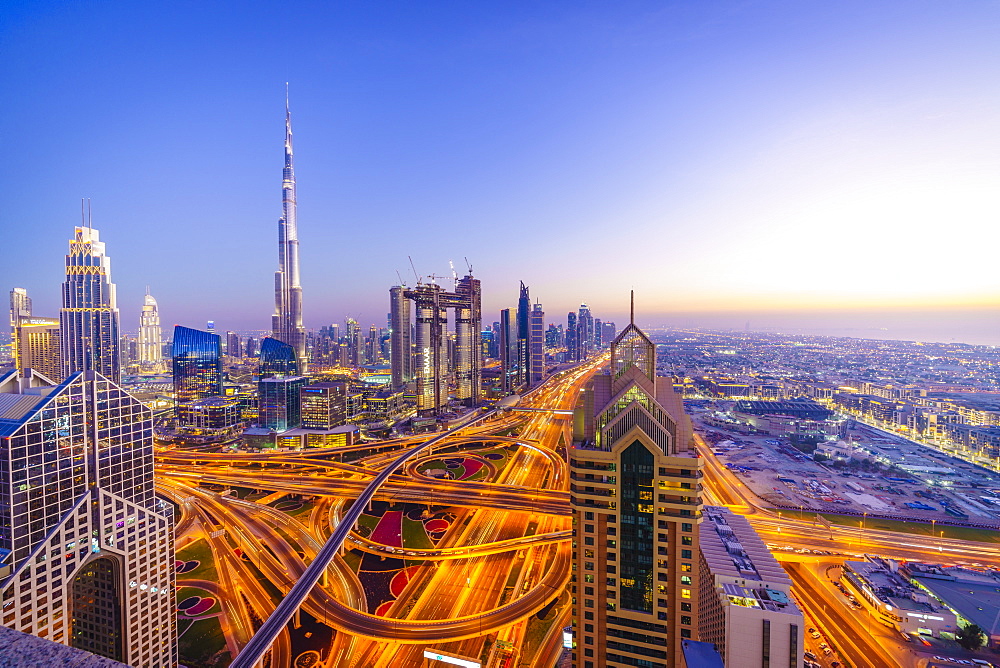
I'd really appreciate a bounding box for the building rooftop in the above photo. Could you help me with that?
[908,564,1000,637]
[0,624,130,667]
[845,558,941,614]
[701,506,797,614]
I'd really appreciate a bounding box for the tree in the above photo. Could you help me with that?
[957,623,985,650]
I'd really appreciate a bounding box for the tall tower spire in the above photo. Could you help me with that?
[272,85,308,372]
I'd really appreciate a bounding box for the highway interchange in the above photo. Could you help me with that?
[159,360,1000,668]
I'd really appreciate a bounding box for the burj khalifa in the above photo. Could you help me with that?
[271,87,308,372]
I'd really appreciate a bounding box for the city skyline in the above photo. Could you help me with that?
[5,2,1000,340]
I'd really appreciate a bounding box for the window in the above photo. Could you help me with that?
[657,598,667,607]
[680,576,692,585]
[681,602,692,612]
[606,578,617,586]
[681,536,693,546]
[585,624,593,632]
[681,629,692,638]
[584,574,594,583]
[681,616,691,625]
[585,524,594,533]
[585,550,594,558]
[681,549,692,559]
[585,562,594,571]
[681,523,693,532]
[585,537,595,546]
[584,636,594,645]
[681,563,692,572]
[585,512,594,521]
[585,599,594,608]
[585,587,594,596]
[585,612,594,620]
[657,533,667,541]
[681,589,691,599]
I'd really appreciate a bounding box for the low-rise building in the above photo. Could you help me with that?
[842,557,957,637]
[908,563,1000,648]
[698,506,803,667]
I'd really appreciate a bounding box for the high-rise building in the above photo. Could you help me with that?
[570,296,702,668]
[455,274,482,405]
[0,368,176,665]
[300,381,348,429]
[699,506,803,667]
[245,337,258,359]
[389,286,413,391]
[226,331,242,359]
[258,375,307,431]
[577,303,594,359]
[60,225,121,384]
[603,322,617,346]
[594,318,603,349]
[516,282,530,388]
[529,302,545,385]
[258,337,299,379]
[271,90,308,373]
[499,308,515,393]
[15,317,61,381]
[138,289,164,373]
[401,276,483,416]
[9,287,32,367]
[566,311,579,362]
[171,325,223,405]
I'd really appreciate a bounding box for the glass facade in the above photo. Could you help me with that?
[620,440,655,613]
[71,556,123,661]
[172,325,223,405]
[259,336,299,378]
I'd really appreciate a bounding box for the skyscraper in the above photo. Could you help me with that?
[529,302,545,385]
[566,311,579,362]
[60,224,121,384]
[389,286,412,389]
[515,282,530,388]
[455,274,482,405]
[9,288,31,367]
[570,295,702,668]
[258,376,307,431]
[271,89,307,373]
[171,325,223,405]
[0,368,176,666]
[499,308,515,393]
[226,331,242,359]
[577,303,594,359]
[138,289,164,373]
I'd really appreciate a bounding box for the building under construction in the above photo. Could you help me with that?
[390,273,481,417]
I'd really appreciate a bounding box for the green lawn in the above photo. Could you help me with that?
[342,548,363,573]
[401,517,434,550]
[778,510,1000,544]
[177,538,218,582]
[177,616,230,668]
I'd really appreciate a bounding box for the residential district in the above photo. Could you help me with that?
[2,102,1000,668]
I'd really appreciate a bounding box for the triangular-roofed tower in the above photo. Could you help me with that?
[570,295,703,668]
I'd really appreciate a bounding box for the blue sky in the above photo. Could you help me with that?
[4,1,1000,340]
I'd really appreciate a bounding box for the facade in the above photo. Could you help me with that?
[454,274,482,405]
[137,290,164,373]
[698,506,803,668]
[500,308,515,392]
[225,331,242,358]
[258,376,307,431]
[300,381,348,429]
[171,325,223,405]
[566,311,578,362]
[60,226,121,384]
[389,285,413,389]
[258,337,299,379]
[176,396,244,439]
[570,300,702,668]
[15,317,61,381]
[0,369,176,666]
[578,304,594,359]
[842,557,957,637]
[271,92,308,372]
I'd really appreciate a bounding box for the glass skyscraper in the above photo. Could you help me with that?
[0,368,176,666]
[60,226,121,384]
[258,376,307,431]
[172,325,223,405]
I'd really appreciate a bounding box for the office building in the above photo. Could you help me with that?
[515,282,530,389]
[137,289,164,373]
[577,304,594,359]
[529,302,545,385]
[60,224,121,384]
[699,506,803,667]
[226,331,242,359]
[245,337,258,358]
[0,368,176,666]
[271,91,308,372]
[176,396,244,439]
[171,325,223,405]
[570,296,702,668]
[300,381,348,430]
[455,274,482,405]
[258,337,299,379]
[14,317,61,381]
[258,375,307,431]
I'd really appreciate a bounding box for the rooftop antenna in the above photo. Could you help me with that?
[408,256,420,284]
[80,198,86,227]
[87,198,92,227]
[630,290,635,325]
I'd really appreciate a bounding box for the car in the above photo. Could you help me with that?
[804,651,817,660]
[822,647,832,655]
[810,631,821,639]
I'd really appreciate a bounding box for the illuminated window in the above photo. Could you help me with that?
[681,576,692,585]
[681,563,692,572]
[682,589,691,599]
[584,550,594,558]
[584,574,594,583]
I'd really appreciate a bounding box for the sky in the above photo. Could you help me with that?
[4,1,1000,343]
